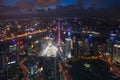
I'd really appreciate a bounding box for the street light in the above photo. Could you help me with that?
[29,35,32,38]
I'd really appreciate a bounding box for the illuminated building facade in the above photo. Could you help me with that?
[113,44,120,63]
[112,32,120,63]
[65,38,72,58]
[41,38,58,57]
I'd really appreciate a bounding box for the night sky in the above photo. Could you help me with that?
[0,0,120,16]
[1,0,119,8]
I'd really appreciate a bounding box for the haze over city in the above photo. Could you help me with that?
[0,0,120,17]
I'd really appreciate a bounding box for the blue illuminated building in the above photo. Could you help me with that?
[87,34,93,45]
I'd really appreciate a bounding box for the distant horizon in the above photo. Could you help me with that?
[0,0,120,17]
[0,7,120,19]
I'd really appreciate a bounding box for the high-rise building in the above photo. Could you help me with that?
[113,44,120,63]
[106,39,113,54]
[65,38,72,58]
[113,33,120,63]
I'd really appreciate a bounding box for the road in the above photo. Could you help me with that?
[0,29,47,41]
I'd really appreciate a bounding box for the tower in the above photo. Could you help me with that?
[58,20,61,44]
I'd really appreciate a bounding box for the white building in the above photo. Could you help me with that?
[113,44,120,63]
[65,38,72,58]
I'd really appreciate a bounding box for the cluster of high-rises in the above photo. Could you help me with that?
[105,31,120,64]
[0,17,120,80]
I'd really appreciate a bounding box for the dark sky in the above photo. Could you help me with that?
[1,0,119,8]
[1,0,78,9]
[0,0,120,16]
[83,0,119,8]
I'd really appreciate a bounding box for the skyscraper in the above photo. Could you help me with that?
[65,38,72,58]
[113,44,120,63]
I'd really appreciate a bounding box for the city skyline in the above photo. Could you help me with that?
[0,16,120,79]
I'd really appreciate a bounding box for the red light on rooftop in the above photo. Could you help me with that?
[17,41,23,45]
